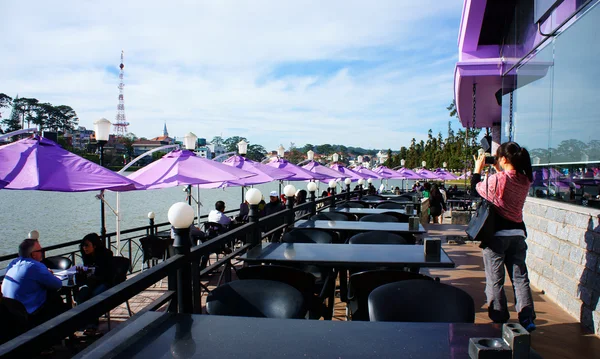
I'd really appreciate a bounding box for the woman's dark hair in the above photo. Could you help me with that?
[80,233,106,263]
[423,182,431,191]
[496,142,533,182]
[296,189,307,203]
[430,184,442,200]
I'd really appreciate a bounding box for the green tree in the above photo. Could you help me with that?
[246,144,267,162]
[119,132,138,159]
[223,136,247,153]
[210,136,224,146]
[1,95,20,134]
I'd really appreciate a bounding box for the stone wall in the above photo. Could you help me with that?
[523,197,600,335]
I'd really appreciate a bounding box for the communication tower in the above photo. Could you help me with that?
[113,50,130,136]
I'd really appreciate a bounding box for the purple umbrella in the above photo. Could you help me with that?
[199,155,294,188]
[302,161,351,180]
[457,171,471,180]
[266,158,328,181]
[0,179,7,190]
[329,164,366,182]
[434,168,458,180]
[353,165,382,179]
[417,168,442,180]
[397,167,423,180]
[374,165,405,179]
[0,136,140,192]
[127,150,256,190]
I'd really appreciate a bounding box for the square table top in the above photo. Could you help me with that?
[295,219,427,234]
[335,207,407,215]
[240,243,454,269]
[360,199,414,205]
[75,312,501,359]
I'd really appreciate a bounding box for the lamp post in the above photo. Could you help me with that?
[94,118,111,246]
[307,150,315,161]
[238,139,249,157]
[422,161,426,169]
[344,177,351,201]
[307,182,317,216]
[401,159,406,167]
[332,153,339,163]
[245,188,262,246]
[328,180,336,211]
[358,178,365,200]
[277,145,285,158]
[443,162,447,169]
[284,184,296,227]
[168,202,195,313]
[183,132,197,152]
[148,211,155,235]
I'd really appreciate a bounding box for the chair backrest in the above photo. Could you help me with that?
[341,201,368,208]
[139,235,167,261]
[204,222,225,239]
[359,214,398,223]
[310,212,351,221]
[206,279,306,319]
[381,211,410,223]
[348,231,407,245]
[112,256,131,285]
[376,202,406,210]
[41,256,72,270]
[236,265,316,304]
[368,280,475,323]
[362,195,384,201]
[348,270,433,321]
[0,297,29,344]
[283,229,333,244]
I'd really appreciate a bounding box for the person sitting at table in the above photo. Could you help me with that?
[1,238,64,325]
[76,233,114,335]
[237,200,249,223]
[264,191,285,242]
[294,189,310,220]
[367,183,377,195]
[394,187,401,195]
[208,201,232,228]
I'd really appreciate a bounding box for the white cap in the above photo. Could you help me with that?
[269,190,278,197]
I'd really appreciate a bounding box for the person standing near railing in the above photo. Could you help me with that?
[471,141,536,332]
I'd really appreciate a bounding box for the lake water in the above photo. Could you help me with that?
[0,177,411,257]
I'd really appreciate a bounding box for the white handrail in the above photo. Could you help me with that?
[118,144,180,174]
[0,128,38,141]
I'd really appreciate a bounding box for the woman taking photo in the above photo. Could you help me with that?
[471,141,536,332]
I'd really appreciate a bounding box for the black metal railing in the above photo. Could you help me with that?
[0,190,369,357]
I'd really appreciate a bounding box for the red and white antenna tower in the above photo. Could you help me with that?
[113,50,130,137]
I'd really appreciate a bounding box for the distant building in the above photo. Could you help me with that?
[207,143,227,161]
[65,126,94,150]
[195,146,211,159]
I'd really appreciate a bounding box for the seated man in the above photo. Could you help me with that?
[1,238,64,325]
[208,200,232,228]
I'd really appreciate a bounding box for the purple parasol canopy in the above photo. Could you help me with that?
[265,158,328,181]
[397,167,423,180]
[0,136,140,192]
[0,179,7,190]
[373,165,405,179]
[302,161,351,180]
[434,168,459,180]
[353,165,382,179]
[127,150,256,190]
[416,168,442,180]
[199,155,294,188]
[457,171,471,180]
[329,164,366,182]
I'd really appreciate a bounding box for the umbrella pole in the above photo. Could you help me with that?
[241,186,245,203]
[100,190,107,248]
[116,192,121,256]
[279,180,282,197]
[196,185,201,224]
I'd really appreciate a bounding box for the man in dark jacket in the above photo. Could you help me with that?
[264,190,285,242]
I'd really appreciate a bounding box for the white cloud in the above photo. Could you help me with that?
[0,0,463,151]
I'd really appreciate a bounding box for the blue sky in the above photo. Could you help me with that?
[0,1,464,152]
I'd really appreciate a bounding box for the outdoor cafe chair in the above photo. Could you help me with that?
[310,212,353,222]
[236,265,329,319]
[140,235,168,270]
[347,270,434,321]
[347,231,408,245]
[283,229,333,244]
[362,195,384,201]
[359,214,398,223]
[206,279,307,319]
[376,202,406,210]
[381,211,410,223]
[339,201,369,208]
[368,280,475,323]
[107,256,133,330]
[41,256,72,271]
[0,297,29,344]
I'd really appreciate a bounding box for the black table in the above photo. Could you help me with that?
[295,220,427,234]
[335,207,407,216]
[360,199,414,205]
[75,312,501,359]
[241,243,454,269]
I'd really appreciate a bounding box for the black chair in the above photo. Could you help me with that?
[359,214,398,223]
[310,212,351,221]
[204,221,226,239]
[236,265,328,319]
[0,297,29,344]
[368,280,475,323]
[340,201,368,208]
[107,256,133,329]
[283,229,333,244]
[381,211,410,223]
[41,256,72,270]
[376,202,406,209]
[347,270,434,321]
[206,279,307,319]
[362,195,384,201]
[348,231,408,245]
[139,235,168,270]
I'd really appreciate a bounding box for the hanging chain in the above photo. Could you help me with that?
[509,91,514,142]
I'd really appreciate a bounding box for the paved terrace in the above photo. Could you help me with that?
[37,224,600,359]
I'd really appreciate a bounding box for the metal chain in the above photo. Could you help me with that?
[509,91,514,142]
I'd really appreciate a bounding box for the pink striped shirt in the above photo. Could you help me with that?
[476,170,531,223]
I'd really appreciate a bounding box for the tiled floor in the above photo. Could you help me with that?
[42,224,600,358]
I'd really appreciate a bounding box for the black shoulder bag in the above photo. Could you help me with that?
[466,174,497,247]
